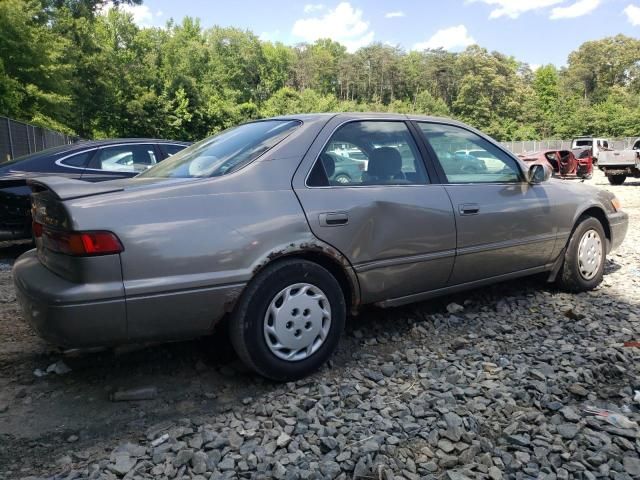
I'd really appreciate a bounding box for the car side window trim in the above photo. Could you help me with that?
[405,121,447,184]
[304,119,431,189]
[412,120,527,185]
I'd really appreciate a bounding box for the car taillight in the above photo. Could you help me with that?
[34,222,123,256]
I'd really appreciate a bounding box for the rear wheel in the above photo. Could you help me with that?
[608,174,627,185]
[229,259,346,381]
[556,216,606,292]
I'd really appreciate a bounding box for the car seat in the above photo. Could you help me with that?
[363,147,406,184]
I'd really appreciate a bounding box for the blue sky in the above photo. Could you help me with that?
[118,0,640,67]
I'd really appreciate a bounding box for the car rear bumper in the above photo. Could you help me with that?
[13,250,127,348]
[13,250,246,349]
[608,211,628,252]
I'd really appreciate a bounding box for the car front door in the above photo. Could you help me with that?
[415,121,557,286]
[293,118,457,305]
[81,144,160,182]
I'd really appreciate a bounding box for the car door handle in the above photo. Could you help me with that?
[319,212,349,226]
[459,203,480,215]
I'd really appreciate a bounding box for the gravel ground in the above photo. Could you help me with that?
[1,170,639,480]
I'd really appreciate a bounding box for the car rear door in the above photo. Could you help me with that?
[292,117,457,305]
[414,121,557,286]
[81,143,160,182]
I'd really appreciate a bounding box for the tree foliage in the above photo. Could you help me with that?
[1,0,640,141]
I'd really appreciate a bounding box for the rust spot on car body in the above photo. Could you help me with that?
[251,239,361,314]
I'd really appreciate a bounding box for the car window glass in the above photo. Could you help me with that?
[163,144,186,156]
[94,145,157,173]
[575,140,591,147]
[59,151,91,168]
[308,121,428,186]
[141,121,300,178]
[417,123,522,184]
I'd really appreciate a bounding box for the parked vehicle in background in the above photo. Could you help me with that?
[0,139,189,241]
[597,138,640,185]
[518,149,593,180]
[571,136,610,164]
[13,114,627,381]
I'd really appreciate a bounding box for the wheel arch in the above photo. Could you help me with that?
[576,206,611,243]
[248,241,361,315]
[548,205,611,282]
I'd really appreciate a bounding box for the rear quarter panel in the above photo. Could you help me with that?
[60,118,332,341]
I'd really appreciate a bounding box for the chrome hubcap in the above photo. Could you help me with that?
[578,229,602,280]
[263,283,331,362]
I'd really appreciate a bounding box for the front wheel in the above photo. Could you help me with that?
[556,216,606,292]
[608,174,627,185]
[229,259,346,381]
[334,174,351,184]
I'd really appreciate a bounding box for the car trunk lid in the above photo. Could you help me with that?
[29,177,125,285]
[28,176,125,200]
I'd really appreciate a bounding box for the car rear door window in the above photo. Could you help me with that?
[308,121,428,187]
[90,145,158,173]
[160,144,187,157]
[416,123,523,184]
[59,151,92,168]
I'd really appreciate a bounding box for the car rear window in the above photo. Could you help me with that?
[139,121,301,178]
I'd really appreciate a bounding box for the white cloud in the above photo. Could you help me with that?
[303,4,325,13]
[292,2,374,52]
[385,11,405,18]
[99,2,157,27]
[156,10,163,17]
[624,3,640,25]
[413,25,475,51]
[470,0,563,19]
[550,0,601,19]
[260,30,282,42]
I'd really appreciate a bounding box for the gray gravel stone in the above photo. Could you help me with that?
[624,457,640,477]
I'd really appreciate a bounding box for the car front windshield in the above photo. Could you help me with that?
[139,120,300,178]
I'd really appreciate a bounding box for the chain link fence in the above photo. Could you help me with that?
[500,137,638,154]
[0,116,80,163]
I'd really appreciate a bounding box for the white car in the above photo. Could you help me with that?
[571,137,610,163]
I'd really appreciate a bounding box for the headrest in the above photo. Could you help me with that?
[367,147,402,178]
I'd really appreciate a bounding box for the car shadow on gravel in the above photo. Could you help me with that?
[1,257,638,476]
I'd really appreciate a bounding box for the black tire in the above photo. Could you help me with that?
[229,259,346,381]
[608,174,626,185]
[556,216,606,293]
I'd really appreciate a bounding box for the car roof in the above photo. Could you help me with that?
[269,112,466,123]
[72,138,190,148]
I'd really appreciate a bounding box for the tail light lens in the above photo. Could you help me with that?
[34,222,123,256]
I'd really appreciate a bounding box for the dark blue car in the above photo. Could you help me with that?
[0,138,190,241]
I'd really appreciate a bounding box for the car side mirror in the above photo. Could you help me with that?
[528,164,551,184]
